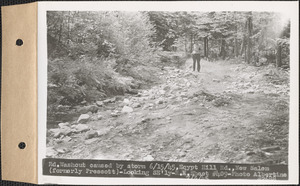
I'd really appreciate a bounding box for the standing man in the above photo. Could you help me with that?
[192,40,201,72]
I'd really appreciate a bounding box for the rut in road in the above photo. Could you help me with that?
[48,58,289,165]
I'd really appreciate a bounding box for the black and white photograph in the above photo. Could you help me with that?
[44,7,292,180]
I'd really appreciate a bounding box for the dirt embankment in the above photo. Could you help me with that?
[47,58,289,165]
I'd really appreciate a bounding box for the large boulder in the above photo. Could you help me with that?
[77,114,90,123]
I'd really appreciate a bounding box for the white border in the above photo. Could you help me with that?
[38,1,299,185]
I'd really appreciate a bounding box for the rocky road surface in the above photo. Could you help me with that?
[47,58,289,164]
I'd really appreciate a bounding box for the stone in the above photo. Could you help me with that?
[142,118,151,123]
[55,147,70,154]
[73,124,89,133]
[57,105,71,112]
[53,131,62,138]
[213,79,220,83]
[77,114,90,123]
[97,115,103,120]
[96,101,104,107]
[179,152,186,157]
[166,116,171,120]
[246,151,255,156]
[163,86,171,91]
[159,90,166,95]
[97,128,111,136]
[143,155,154,161]
[85,138,98,145]
[121,106,133,113]
[103,97,116,104]
[111,112,119,117]
[58,122,70,128]
[85,130,98,139]
[132,103,141,108]
[123,99,130,105]
[245,89,255,94]
[49,128,60,135]
[60,126,72,136]
[78,105,99,114]
[261,146,280,152]
[63,136,72,142]
[46,147,58,157]
[155,99,164,105]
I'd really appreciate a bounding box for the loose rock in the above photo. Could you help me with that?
[85,138,98,145]
[122,106,133,113]
[63,136,72,142]
[261,146,280,152]
[73,124,89,133]
[143,155,154,161]
[123,99,130,105]
[78,105,99,114]
[60,126,72,136]
[246,151,256,156]
[155,99,164,105]
[77,114,90,123]
[58,122,70,128]
[46,147,58,157]
[96,101,104,107]
[85,130,98,139]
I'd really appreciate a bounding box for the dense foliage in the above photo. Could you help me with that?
[47,11,290,109]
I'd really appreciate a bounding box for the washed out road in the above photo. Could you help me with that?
[47,58,289,165]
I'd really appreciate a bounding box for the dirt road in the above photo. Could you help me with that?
[47,58,289,165]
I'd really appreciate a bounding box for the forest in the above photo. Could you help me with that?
[47,11,290,164]
[47,11,290,109]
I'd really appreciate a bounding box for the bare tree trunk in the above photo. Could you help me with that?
[206,37,209,57]
[220,38,226,60]
[234,38,238,57]
[184,36,187,52]
[57,23,63,46]
[204,37,207,57]
[67,11,71,45]
[276,44,282,67]
[240,36,245,56]
[190,34,193,53]
[246,12,253,64]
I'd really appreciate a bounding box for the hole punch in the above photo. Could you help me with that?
[16,39,23,46]
[18,142,26,149]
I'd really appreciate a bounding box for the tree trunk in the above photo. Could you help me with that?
[220,38,226,60]
[234,38,239,57]
[57,23,63,46]
[67,11,71,45]
[190,34,193,53]
[246,37,251,64]
[203,37,207,57]
[245,13,253,64]
[206,37,209,57]
[240,36,245,57]
[184,36,187,52]
[276,44,282,67]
